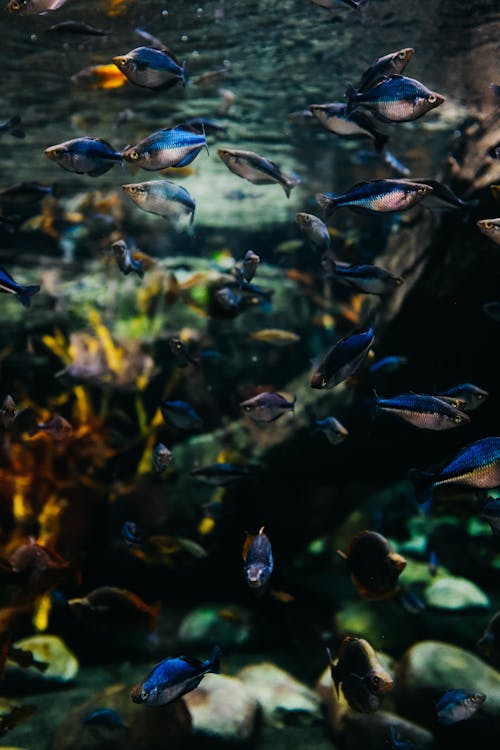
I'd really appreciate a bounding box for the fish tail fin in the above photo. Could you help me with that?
[16,284,40,308]
[316,192,338,219]
[344,84,359,116]
[181,60,188,87]
[189,206,195,225]
[207,644,222,674]
[4,115,25,139]
[408,468,433,508]
[283,172,301,199]
[201,121,210,156]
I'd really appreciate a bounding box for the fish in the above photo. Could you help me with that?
[44,138,123,176]
[315,416,348,445]
[113,46,186,90]
[389,726,417,750]
[160,400,203,431]
[68,586,160,634]
[374,392,470,430]
[0,116,24,139]
[130,645,221,707]
[327,636,394,713]
[480,498,500,536]
[243,527,274,591]
[0,395,18,429]
[217,148,300,198]
[36,416,73,440]
[111,240,144,279]
[190,463,252,486]
[409,437,500,507]
[121,127,208,171]
[0,701,37,735]
[47,21,112,35]
[436,689,486,725]
[428,550,439,577]
[122,180,196,224]
[356,48,415,92]
[7,0,66,14]
[0,269,40,308]
[0,182,58,208]
[477,218,500,245]
[248,329,300,346]
[134,26,168,51]
[483,301,500,323]
[296,213,331,253]
[308,103,388,153]
[476,611,500,667]
[436,384,488,412]
[345,76,445,123]
[152,443,172,473]
[168,337,199,367]
[214,287,247,315]
[407,178,479,209]
[71,63,127,90]
[330,262,404,295]
[337,530,407,599]
[240,392,295,423]
[317,180,433,218]
[83,709,127,742]
[7,644,48,672]
[310,326,375,389]
[310,0,368,12]
[369,355,408,375]
[242,250,260,282]
[8,536,71,600]
[178,117,228,138]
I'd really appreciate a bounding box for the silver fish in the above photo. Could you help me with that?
[121,181,195,224]
[240,392,295,423]
[296,213,331,252]
[218,148,300,198]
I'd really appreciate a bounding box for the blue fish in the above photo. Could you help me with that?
[374,392,470,430]
[311,326,374,389]
[316,180,433,219]
[369,355,408,375]
[331,262,404,295]
[437,384,488,412]
[131,645,221,706]
[45,137,123,176]
[345,76,445,123]
[0,268,40,307]
[83,708,127,741]
[111,240,144,279]
[357,48,414,93]
[409,437,500,507]
[160,400,204,431]
[122,127,208,170]
[436,689,486,725]
[389,726,417,750]
[113,46,186,91]
[243,527,274,592]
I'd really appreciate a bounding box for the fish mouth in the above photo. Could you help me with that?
[112,56,127,68]
[44,147,58,161]
[432,94,446,107]
[130,683,145,703]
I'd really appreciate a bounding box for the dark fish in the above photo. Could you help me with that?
[122,127,208,170]
[122,521,143,548]
[374,392,470,430]
[8,536,71,599]
[356,48,414,92]
[483,301,500,323]
[242,250,260,282]
[477,218,500,245]
[45,137,123,176]
[337,530,407,599]
[36,415,73,440]
[436,689,485,725]
[331,262,403,295]
[7,645,48,672]
[131,645,221,706]
[0,182,57,207]
[134,27,168,51]
[168,337,199,367]
[122,180,196,224]
[296,213,331,252]
[0,268,40,308]
[408,178,479,209]
[152,443,172,473]
[0,395,17,429]
[481,498,500,536]
[113,46,186,91]
[315,416,348,445]
[428,550,439,577]
[380,148,411,177]
[476,611,500,667]
[0,702,37,735]
[83,709,127,742]
[243,527,273,591]
[308,103,388,153]
[436,384,488,412]
[7,0,66,11]
[179,117,228,137]
[389,726,417,750]
[345,76,445,123]
[0,115,24,139]
[310,326,374,389]
[310,0,368,11]
[69,586,160,634]
[218,148,300,198]
[409,437,500,507]
[214,287,247,315]
[369,355,408,375]
[240,392,295,423]
[47,20,112,35]
[160,400,203,431]
[327,636,394,713]
[111,240,144,279]
[191,463,252,486]
[317,180,433,218]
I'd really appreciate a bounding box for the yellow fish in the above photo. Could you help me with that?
[71,64,127,90]
[249,329,301,346]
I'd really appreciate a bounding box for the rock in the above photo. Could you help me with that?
[178,605,254,649]
[236,662,322,728]
[8,635,78,683]
[183,673,260,744]
[50,682,191,750]
[424,576,490,610]
[395,640,500,730]
[340,710,434,750]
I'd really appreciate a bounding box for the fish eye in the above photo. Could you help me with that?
[397,52,406,60]
[321,377,327,388]
[471,694,481,703]
[129,150,140,161]
[10,1,21,9]
[417,186,427,194]
[175,342,182,349]
[140,688,148,700]
[128,186,138,193]
[370,675,381,687]
[243,405,252,412]
[428,94,437,104]
[483,221,494,230]
[454,415,462,423]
